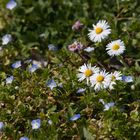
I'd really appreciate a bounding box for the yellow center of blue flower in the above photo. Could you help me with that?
[95,27,103,34]
[96,75,104,82]
[84,69,93,77]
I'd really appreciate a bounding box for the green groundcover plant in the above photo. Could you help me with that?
[0,0,140,140]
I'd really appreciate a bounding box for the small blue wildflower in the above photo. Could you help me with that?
[48,120,53,125]
[84,47,94,52]
[6,76,14,84]
[122,76,133,83]
[2,34,12,45]
[48,44,58,51]
[104,102,115,111]
[12,61,21,68]
[31,119,41,130]
[47,79,57,90]
[76,88,86,94]
[6,0,17,10]
[19,136,29,140]
[58,83,63,88]
[28,64,38,73]
[70,114,81,121]
[0,122,4,130]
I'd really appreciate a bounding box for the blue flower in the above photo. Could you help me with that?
[76,88,86,94]
[6,0,17,10]
[2,34,12,45]
[19,136,29,140]
[48,44,58,51]
[47,79,57,90]
[28,64,38,73]
[12,61,21,68]
[6,76,14,84]
[104,102,115,111]
[31,119,41,130]
[122,76,133,83]
[70,114,81,121]
[0,122,4,130]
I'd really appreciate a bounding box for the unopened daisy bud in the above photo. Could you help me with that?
[88,20,111,42]
[68,41,83,52]
[72,20,84,31]
[131,85,135,90]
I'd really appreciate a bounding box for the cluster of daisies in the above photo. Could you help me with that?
[77,63,132,91]
[88,20,125,56]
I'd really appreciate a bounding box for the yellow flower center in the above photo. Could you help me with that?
[112,44,120,50]
[84,69,93,77]
[95,27,103,34]
[96,75,104,82]
[112,75,116,81]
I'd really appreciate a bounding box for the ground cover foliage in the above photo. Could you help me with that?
[0,0,140,139]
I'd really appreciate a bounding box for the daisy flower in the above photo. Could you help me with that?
[77,63,99,85]
[88,20,111,42]
[106,39,125,56]
[90,70,111,91]
[109,71,122,90]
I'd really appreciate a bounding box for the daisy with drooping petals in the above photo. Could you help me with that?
[88,20,111,42]
[90,70,111,91]
[77,63,99,85]
[106,39,125,56]
[108,71,122,90]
